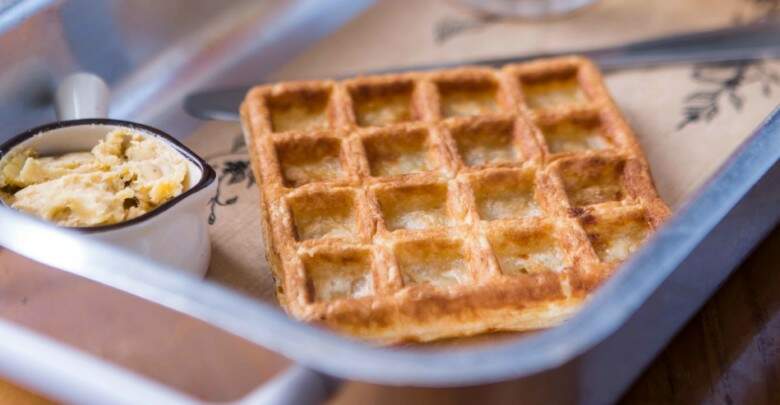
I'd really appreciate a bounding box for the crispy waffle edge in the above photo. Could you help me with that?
[239,55,671,344]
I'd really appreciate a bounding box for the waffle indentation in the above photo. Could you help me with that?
[471,169,539,221]
[451,119,519,167]
[395,238,470,288]
[362,128,432,177]
[268,88,331,132]
[583,210,651,264]
[488,225,566,275]
[241,56,671,343]
[375,182,451,231]
[521,71,586,110]
[276,137,344,187]
[437,79,499,118]
[303,248,374,301]
[350,81,415,127]
[539,117,610,155]
[288,189,357,241]
[559,158,625,207]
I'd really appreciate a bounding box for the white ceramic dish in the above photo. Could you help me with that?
[0,74,216,276]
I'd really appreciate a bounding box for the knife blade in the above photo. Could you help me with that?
[184,17,780,121]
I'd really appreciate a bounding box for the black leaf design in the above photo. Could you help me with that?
[686,91,718,102]
[727,91,743,110]
[231,135,246,153]
[434,18,475,44]
[678,60,779,129]
[206,146,256,224]
[247,171,256,188]
[433,14,501,44]
[224,160,251,185]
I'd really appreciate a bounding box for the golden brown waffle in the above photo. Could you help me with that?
[240,56,670,344]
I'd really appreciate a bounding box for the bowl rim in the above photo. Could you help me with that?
[0,118,217,233]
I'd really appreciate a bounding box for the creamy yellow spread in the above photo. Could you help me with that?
[0,129,189,227]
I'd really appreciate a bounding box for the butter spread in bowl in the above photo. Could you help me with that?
[0,128,189,227]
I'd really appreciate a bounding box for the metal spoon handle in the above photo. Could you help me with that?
[55,72,110,121]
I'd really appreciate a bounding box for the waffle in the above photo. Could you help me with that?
[240,56,670,344]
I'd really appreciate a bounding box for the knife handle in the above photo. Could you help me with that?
[588,17,780,70]
[184,17,780,121]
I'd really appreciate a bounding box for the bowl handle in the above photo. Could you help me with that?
[55,72,110,121]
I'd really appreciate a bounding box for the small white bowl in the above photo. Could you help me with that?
[0,74,216,277]
[0,120,216,277]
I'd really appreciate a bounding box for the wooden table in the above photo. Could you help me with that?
[1,225,779,404]
[621,225,780,404]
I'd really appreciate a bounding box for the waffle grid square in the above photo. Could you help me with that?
[241,56,670,343]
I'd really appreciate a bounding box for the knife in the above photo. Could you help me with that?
[184,17,780,121]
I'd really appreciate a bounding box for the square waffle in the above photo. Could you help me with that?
[240,56,670,344]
